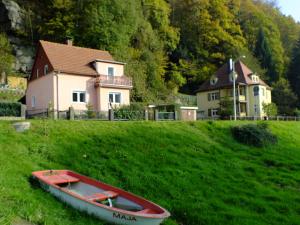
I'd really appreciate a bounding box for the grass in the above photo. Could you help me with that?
[0,120,300,225]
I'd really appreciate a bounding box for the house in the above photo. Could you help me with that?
[196,61,272,118]
[26,40,132,116]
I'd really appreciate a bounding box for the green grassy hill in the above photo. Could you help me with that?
[0,120,300,225]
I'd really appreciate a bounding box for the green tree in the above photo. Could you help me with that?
[219,96,234,120]
[0,33,14,84]
[287,36,300,106]
[262,102,278,117]
[38,0,76,42]
[272,79,297,115]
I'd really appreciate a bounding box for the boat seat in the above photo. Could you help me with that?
[86,191,118,202]
[47,174,80,185]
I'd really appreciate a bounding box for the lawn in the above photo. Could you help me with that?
[0,120,300,225]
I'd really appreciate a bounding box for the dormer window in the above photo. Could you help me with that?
[44,64,49,75]
[108,67,114,76]
[251,74,259,83]
[210,76,218,85]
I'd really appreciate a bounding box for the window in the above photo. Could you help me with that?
[211,109,219,117]
[31,96,36,108]
[44,64,49,75]
[109,92,121,103]
[240,87,245,96]
[73,91,86,103]
[208,92,220,101]
[254,104,258,114]
[108,67,114,76]
[253,86,259,96]
[36,69,39,78]
[210,76,218,85]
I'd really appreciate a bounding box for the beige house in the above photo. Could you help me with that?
[26,40,132,115]
[196,61,272,118]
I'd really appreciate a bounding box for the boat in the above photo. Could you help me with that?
[31,170,170,225]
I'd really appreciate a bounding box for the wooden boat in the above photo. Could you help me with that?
[32,170,170,225]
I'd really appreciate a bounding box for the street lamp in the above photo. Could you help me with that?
[230,56,245,121]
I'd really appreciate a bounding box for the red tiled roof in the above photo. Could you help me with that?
[39,40,115,76]
[197,61,270,92]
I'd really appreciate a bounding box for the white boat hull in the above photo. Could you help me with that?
[40,181,165,225]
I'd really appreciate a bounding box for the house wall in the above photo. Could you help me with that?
[95,62,124,76]
[30,44,54,81]
[197,90,220,116]
[26,73,55,113]
[247,85,272,117]
[55,73,97,111]
[96,87,130,112]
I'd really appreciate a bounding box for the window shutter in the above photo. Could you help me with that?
[208,93,211,101]
[208,109,211,117]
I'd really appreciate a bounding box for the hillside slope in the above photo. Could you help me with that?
[0,121,300,225]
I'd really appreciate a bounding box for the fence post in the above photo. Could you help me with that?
[154,109,159,121]
[109,109,114,121]
[174,110,178,120]
[144,109,149,121]
[68,107,74,120]
[20,104,26,118]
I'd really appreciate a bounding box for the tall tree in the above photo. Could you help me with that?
[272,79,297,115]
[287,36,300,106]
[0,33,14,84]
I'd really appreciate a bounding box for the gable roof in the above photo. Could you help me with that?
[38,40,116,76]
[196,61,270,92]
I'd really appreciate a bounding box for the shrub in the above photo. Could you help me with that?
[0,102,22,117]
[113,103,146,120]
[231,123,277,147]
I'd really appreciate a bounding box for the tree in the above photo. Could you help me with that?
[0,33,14,84]
[262,102,278,117]
[287,36,300,106]
[219,96,234,120]
[272,79,297,115]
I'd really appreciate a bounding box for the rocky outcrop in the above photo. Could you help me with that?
[0,0,34,75]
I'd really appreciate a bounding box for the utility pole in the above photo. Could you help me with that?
[230,59,237,121]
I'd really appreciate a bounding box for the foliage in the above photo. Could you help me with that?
[1,121,300,224]
[0,33,15,78]
[0,102,22,117]
[287,35,300,106]
[113,103,146,120]
[219,96,233,119]
[231,123,277,147]
[272,79,297,115]
[0,88,25,102]
[262,102,278,117]
[86,102,96,119]
[8,0,300,103]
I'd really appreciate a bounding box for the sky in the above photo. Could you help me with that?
[277,0,300,22]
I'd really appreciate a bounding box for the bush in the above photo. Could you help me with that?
[113,103,146,120]
[231,123,277,147]
[0,102,22,117]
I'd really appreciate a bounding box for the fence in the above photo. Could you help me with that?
[229,116,300,121]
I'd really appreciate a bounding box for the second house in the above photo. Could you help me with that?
[26,40,132,116]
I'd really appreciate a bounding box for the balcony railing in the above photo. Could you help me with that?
[95,75,133,88]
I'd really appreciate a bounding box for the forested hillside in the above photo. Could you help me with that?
[1,0,300,113]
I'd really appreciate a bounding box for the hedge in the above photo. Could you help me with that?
[0,102,22,117]
[231,123,278,147]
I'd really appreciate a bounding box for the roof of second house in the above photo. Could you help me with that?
[197,61,270,92]
[39,40,118,76]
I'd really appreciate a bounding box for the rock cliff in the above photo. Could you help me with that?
[0,0,35,75]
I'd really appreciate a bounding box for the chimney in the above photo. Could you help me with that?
[66,39,73,46]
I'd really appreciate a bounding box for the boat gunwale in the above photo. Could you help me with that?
[32,170,170,219]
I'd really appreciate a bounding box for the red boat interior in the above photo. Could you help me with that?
[33,170,165,215]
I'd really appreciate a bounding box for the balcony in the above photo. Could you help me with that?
[95,75,133,89]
